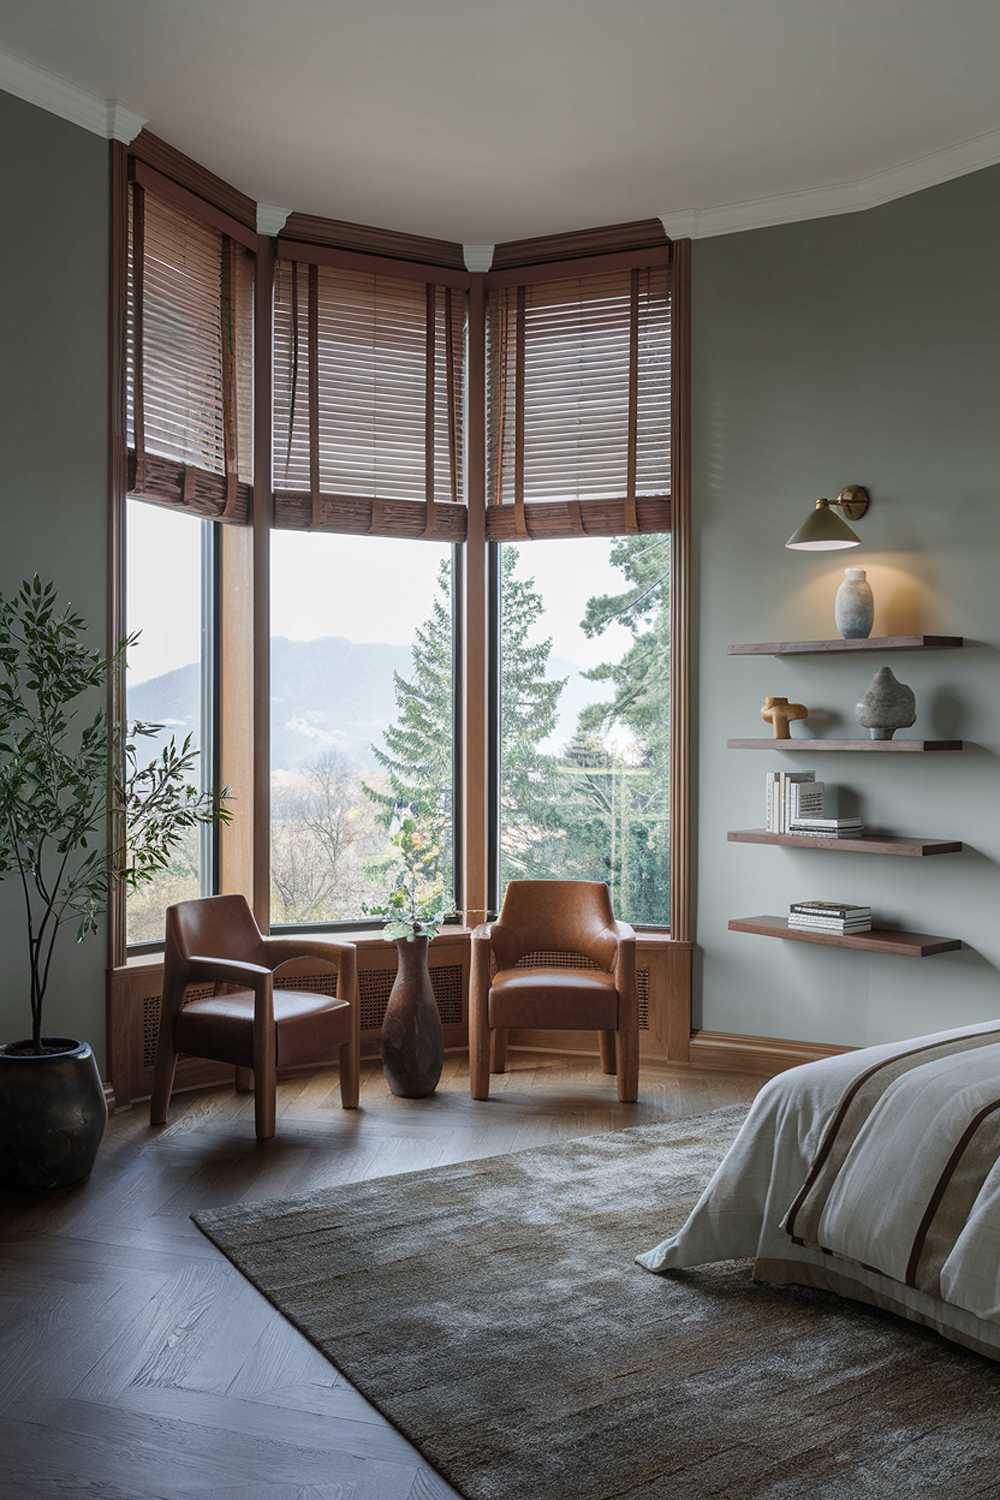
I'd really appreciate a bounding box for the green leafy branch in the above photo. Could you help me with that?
[362,808,448,942]
[0,576,230,1052]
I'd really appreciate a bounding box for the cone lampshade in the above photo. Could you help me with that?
[785,498,861,551]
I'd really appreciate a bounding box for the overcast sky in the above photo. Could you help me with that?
[126,501,635,685]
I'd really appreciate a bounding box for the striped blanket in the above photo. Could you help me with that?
[638,1021,1000,1355]
[783,1027,1000,1317]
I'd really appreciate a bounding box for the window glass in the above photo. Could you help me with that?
[125,499,211,944]
[497,535,670,925]
[270,532,456,926]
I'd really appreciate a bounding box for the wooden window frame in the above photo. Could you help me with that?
[266,535,466,938]
[108,141,694,1090]
[123,503,222,959]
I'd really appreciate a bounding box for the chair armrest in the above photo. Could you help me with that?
[258,936,353,969]
[611,922,637,997]
[186,955,272,988]
[469,924,494,982]
[186,955,275,1040]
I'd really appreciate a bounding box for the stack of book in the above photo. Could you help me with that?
[789,901,872,934]
[765,771,825,833]
[788,815,865,840]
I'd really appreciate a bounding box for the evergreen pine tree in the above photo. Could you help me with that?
[368,556,456,898]
[496,547,565,887]
[370,547,566,908]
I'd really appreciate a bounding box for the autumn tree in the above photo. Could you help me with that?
[272,750,381,923]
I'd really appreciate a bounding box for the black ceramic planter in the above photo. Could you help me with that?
[0,1038,107,1191]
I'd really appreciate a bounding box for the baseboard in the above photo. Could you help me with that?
[688,1029,854,1077]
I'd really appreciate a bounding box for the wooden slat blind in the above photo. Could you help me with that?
[127,185,254,522]
[272,257,466,540]
[486,261,671,539]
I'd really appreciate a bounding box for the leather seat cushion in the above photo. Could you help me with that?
[489,967,619,1030]
[175,988,352,1070]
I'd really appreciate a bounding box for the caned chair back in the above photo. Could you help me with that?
[492,880,617,971]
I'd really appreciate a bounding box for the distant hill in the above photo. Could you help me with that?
[127,634,606,771]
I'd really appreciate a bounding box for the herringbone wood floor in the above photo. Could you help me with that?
[0,1051,760,1500]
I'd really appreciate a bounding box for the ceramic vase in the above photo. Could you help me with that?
[381,936,443,1099]
[855,666,916,740]
[835,567,874,640]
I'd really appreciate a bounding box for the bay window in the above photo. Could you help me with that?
[110,134,691,1103]
[115,149,681,965]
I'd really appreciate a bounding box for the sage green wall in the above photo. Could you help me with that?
[1,84,997,1065]
[692,165,1000,1046]
[0,90,109,1065]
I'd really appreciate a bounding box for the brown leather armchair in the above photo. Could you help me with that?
[150,894,360,1141]
[469,880,638,1103]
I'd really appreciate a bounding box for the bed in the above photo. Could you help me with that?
[638,1019,1000,1361]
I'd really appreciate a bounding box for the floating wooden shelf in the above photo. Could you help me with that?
[729,635,964,656]
[728,915,961,957]
[728,738,963,753]
[728,830,963,857]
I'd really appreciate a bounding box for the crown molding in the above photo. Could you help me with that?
[0,46,144,141]
[3,37,998,240]
[661,127,1000,241]
[107,101,146,144]
[257,203,289,236]
[463,243,495,272]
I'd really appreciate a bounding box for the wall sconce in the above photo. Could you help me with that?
[785,485,871,551]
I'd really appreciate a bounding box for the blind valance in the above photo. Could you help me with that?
[271,254,466,541]
[486,256,671,540]
[127,181,254,523]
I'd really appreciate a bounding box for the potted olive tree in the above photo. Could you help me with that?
[364,814,448,1099]
[0,577,228,1191]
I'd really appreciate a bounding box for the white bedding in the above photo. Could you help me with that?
[638,1019,1000,1359]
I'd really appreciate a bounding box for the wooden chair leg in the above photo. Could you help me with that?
[471,1024,492,1100]
[469,941,492,1101]
[254,1062,277,1141]
[149,1029,178,1126]
[339,1033,359,1110]
[491,1027,508,1074]
[234,1066,254,1094]
[336,948,360,1109]
[617,1014,639,1104]
[598,1030,617,1075]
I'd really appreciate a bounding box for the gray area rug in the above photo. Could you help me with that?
[195,1107,1000,1499]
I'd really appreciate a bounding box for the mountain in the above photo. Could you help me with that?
[127,635,608,771]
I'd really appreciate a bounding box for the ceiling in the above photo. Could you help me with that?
[2,0,1000,243]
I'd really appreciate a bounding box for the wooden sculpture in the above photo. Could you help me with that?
[761,695,808,739]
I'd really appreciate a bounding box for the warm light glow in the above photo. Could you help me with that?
[786,537,859,552]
